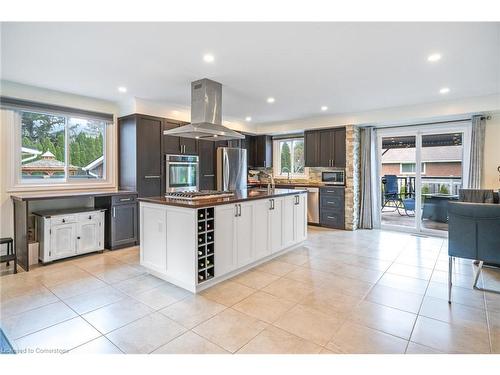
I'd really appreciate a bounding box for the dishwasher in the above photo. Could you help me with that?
[294,187,319,224]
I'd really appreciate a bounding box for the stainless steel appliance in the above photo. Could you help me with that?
[162,78,245,141]
[322,169,345,186]
[217,147,247,191]
[165,154,199,192]
[165,190,234,201]
[295,187,319,224]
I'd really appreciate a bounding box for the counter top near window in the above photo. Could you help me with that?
[247,181,331,188]
[138,188,307,209]
[10,189,136,202]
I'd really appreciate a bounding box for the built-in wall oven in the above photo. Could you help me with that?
[165,154,199,192]
[322,169,345,186]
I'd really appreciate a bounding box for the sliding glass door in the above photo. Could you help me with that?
[376,122,471,236]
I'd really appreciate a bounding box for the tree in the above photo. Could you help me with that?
[281,142,291,174]
[293,141,304,173]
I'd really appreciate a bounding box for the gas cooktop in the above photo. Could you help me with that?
[165,190,235,201]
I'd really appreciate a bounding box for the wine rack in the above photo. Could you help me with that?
[197,207,215,283]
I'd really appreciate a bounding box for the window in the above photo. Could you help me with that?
[400,162,426,174]
[274,138,306,177]
[20,110,107,182]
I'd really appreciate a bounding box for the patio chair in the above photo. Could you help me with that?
[381,175,415,216]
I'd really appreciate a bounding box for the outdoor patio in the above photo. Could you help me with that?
[381,208,449,231]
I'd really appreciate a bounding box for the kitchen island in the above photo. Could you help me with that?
[139,188,307,292]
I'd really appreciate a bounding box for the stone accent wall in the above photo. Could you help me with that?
[345,125,360,230]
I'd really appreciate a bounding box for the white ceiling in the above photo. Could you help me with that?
[1,22,499,124]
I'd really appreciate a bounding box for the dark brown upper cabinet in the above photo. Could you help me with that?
[304,127,346,168]
[215,134,271,169]
[253,135,272,168]
[162,120,198,155]
[333,128,346,168]
[118,114,163,197]
[304,130,320,167]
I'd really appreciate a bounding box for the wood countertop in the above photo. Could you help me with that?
[138,188,307,209]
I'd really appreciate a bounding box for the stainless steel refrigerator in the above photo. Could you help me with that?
[216,147,247,191]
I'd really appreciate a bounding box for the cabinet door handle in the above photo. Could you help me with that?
[120,198,131,202]
[235,204,239,217]
[327,201,336,205]
[144,175,160,179]
[238,204,242,217]
[88,215,92,220]
[204,174,215,177]
[113,207,116,218]
[77,236,81,240]
[327,216,336,220]
[62,219,66,223]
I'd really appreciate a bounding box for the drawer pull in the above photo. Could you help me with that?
[327,201,336,205]
[88,215,92,220]
[62,219,66,223]
[120,198,132,202]
[327,216,336,220]
[144,175,160,179]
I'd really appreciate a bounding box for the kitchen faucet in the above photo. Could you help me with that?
[282,167,291,183]
[260,171,275,193]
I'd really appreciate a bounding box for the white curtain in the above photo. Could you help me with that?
[359,127,375,229]
[468,115,486,189]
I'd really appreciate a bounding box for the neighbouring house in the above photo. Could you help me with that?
[83,155,104,178]
[381,144,463,195]
[21,150,78,177]
[21,147,42,163]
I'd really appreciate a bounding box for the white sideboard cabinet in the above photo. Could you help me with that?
[35,208,105,263]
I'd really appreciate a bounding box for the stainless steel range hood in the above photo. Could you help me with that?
[163,78,244,141]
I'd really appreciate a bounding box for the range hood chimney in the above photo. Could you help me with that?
[163,78,245,141]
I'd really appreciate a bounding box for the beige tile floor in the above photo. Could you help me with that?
[1,226,500,354]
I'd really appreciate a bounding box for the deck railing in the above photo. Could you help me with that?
[381,176,462,204]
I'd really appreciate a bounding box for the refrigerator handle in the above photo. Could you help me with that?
[223,150,230,191]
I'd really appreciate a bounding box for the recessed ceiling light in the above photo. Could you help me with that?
[203,54,215,63]
[427,53,442,62]
[245,116,252,122]
[213,135,218,138]
[267,97,275,104]
[117,86,127,93]
[439,87,450,94]
[321,106,328,111]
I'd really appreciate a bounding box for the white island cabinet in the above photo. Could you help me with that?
[140,190,307,293]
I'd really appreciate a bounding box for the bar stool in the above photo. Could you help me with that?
[0,237,16,274]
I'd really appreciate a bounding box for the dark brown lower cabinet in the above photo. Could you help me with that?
[95,194,138,249]
[319,187,345,229]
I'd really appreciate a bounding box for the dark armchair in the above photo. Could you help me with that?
[447,201,500,303]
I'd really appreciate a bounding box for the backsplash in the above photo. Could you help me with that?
[248,167,336,183]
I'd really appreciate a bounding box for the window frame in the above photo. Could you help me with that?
[400,162,426,175]
[273,137,308,178]
[5,107,115,191]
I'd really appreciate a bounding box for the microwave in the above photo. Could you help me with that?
[322,169,345,186]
